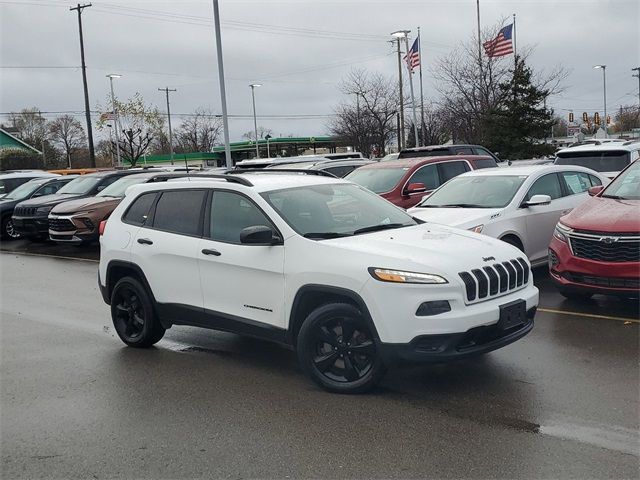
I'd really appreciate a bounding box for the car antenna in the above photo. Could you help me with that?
[184,155,190,181]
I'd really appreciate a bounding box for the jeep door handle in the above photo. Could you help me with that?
[201,248,221,256]
[137,238,153,245]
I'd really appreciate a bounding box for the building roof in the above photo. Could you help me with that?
[0,128,42,155]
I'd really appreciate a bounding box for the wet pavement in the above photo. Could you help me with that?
[1,246,638,479]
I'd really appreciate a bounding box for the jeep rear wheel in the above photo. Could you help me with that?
[111,276,165,347]
[1,216,20,240]
[297,303,386,393]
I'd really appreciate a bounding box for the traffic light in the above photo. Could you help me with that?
[569,112,574,123]
[606,115,611,125]
[594,112,600,125]
[582,112,588,122]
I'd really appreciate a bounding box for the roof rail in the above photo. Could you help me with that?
[227,168,337,178]
[151,172,254,187]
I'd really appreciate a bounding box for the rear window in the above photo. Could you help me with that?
[398,148,450,159]
[473,158,499,169]
[555,150,630,172]
[123,193,157,226]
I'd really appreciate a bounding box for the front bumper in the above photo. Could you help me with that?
[49,214,97,243]
[549,237,640,297]
[11,215,48,237]
[379,307,535,365]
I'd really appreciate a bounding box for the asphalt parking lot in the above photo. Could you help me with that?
[1,240,638,479]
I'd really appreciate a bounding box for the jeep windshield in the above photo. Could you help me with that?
[57,176,102,195]
[555,150,630,172]
[345,167,407,193]
[1,179,46,200]
[97,176,148,198]
[261,183,416,239]
[417,175,527,208]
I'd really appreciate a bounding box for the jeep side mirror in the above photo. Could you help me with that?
[240,225,281,245]
[588,185,604,196]
[404,182,427,195]
[522,194,551,207]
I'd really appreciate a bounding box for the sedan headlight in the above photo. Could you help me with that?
[36,206,53,215]
[369,268,448,284]
[468,224,484,233]
[553,222,572,243]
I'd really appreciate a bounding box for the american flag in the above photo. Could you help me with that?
[403,37,420,72]
[483,23,514,58]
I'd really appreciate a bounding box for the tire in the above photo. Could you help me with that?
[110,276,165,347]
[501,235,524,252]
[1,216,20,240]
[297,302,386,394]
[558,286,593,301]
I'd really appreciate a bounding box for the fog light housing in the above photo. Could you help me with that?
[548,248,559,269]
[416,300,451,316]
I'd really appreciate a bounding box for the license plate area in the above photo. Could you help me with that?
[498,300,527,330]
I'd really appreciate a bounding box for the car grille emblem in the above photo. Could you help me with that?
[599,237,619,244]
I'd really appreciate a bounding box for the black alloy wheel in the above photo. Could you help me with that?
[298,303,386,393]
[2,216,20,240]
[110,277,165,347]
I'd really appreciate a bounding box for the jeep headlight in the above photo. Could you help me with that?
[369,268,448,284]
[36,206,53,215]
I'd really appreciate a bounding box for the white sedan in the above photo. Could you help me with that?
[408,165,608,267]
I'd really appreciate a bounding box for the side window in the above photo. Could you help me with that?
[210,191,275,244]
[560,171,591,195]
[588,174,602,187]
[525,173,563,201]
[152,190,206,236]
[36,183,61,196]
[324,166,354,178]
[407,164,439,190]
[454,147,474,155]
[474,147,492,157]
[123,193,157,226]
[438,161,470,183]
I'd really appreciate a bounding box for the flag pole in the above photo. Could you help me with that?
[513,13,517,64]
[418,26,425,147]
[404,34,420,148]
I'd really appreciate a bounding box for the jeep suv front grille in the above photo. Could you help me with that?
[459,257,529,303]
[14,206,37,216]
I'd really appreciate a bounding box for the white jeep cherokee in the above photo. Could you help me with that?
[99,172,539,393]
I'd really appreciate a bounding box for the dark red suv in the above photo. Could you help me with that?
[345,155,498,209]
[549,159,639,299]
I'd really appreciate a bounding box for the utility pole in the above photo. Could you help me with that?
[594,65,607,137]
[106,74,122,167]
[158,87,177,165]
[212,0,232,169]
[391,37,405,150]
[38,109,45,167]
[633,67,640,110]
[249,84,262,159]
[70,3,95,167]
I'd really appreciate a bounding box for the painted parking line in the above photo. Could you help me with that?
[0,250,99,263]
[537,307,639,324]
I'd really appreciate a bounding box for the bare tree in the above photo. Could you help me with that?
[5,107,47,149]
[330,69,398,157]
[433,20,567,145]
[96,93,164,167]
[48,115,86,168]
[175,109,223,152]
[242,126,273,142]
[612,105,640,133]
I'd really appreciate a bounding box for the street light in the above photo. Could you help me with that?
[249,84,262,159]
[593,65,607,137]
[391,30,419,147]
[106,74,122,166]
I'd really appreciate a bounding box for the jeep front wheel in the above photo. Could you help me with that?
[297,303,386,393]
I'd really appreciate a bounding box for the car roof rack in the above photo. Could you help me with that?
[227,168,337,178]
[150,172,254,187]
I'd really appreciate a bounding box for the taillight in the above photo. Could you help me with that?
[99,220,107,236]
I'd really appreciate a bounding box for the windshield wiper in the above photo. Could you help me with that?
[303,232,350,239]
[442,203,487,208]
[353,223,408,235]
[600,194,626,200]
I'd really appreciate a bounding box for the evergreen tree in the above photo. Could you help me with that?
[485,56,555,159]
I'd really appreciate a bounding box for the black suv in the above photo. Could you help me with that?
[12,170,140,239]
[0,176,77,239]
[398,144,501,165]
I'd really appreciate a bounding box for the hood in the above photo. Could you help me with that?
[0,198,20,211]
[561,196,640,233]
[51,195,121,214]
[324,223,524,273]
[408,207,503,229]
[16,193,87,208]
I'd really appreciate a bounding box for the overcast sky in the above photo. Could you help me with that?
[1,0,638,142]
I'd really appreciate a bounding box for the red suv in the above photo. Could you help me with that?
[345,155,498,209]
[549,160,640,299]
